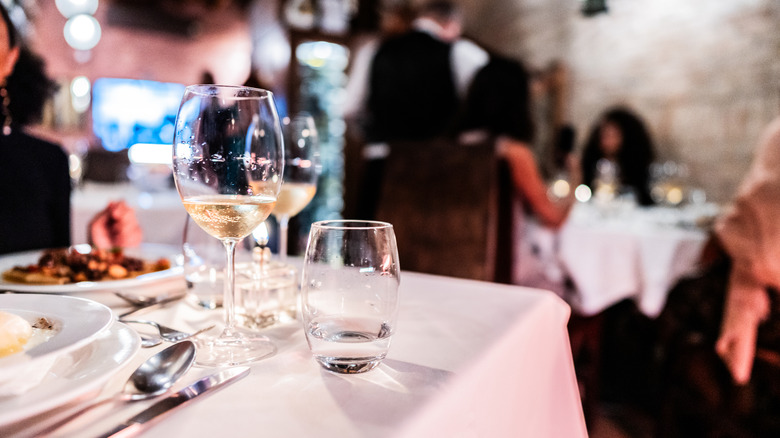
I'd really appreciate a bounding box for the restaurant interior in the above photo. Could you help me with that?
[1,0,779,436]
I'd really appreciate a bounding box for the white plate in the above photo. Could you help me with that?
[0,244,184,293]
[0,321,140,427]
[0,295,114,395]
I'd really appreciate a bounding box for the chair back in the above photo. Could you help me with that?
[493,157,516,284]
[375,137,501,281]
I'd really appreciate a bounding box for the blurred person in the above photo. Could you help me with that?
[461,55,581,293]
[713,115,780,386]
[549,124,577,178]
[365,0,487,142]
[0,3,141,255]
[463,55,580,229]
[343,0,415,126]
[657,116,780,437]
[581,106,656,205]
[348,0,489,219]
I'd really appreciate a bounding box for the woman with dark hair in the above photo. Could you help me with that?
[462,55,580,293]
[463,55,580,228]
[581,106,656,205]
[0,3,141,254]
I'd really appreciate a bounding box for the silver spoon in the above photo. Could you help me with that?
[36,340,196,436]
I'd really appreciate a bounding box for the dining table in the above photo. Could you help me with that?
[0,257,587,438]
[556,201,717,317]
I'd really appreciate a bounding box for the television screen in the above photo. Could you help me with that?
[92,78,185,152]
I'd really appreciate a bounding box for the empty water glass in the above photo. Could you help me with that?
[301,220,400,374]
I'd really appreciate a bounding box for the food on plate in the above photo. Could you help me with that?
[0,311,32,357]
[2,247,171,285]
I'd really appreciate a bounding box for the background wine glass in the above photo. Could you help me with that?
[172,84,283,366]
[273,113,320,263]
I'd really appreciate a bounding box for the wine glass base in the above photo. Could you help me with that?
[194,329,276,367]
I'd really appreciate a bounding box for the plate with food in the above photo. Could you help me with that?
[0,243,184,293]
[0,319,140,427]
[0,294,114,397]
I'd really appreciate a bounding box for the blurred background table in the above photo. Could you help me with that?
[71,182,187,247]
[559,202,717,317]
[5,271,587,437]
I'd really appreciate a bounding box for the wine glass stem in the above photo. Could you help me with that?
[278,215,290,264]
[222,239,239,336]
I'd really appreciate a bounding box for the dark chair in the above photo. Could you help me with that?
[374,137,500,281]
[83,148,130,183]
[656,241,780,437]
[493,157,515,284]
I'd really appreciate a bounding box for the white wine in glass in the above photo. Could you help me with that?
[273,113,320,263]
[173,84,283,366]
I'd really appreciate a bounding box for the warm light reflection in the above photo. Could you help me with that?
[55,0,99,18]
[551,179,571,198]
[70,76,91,113]
[381,254,393,273]
[63,14,101,51]
[666,187,684,205]
[252,222,270,246]
[70,76,90,97]
[128,143,173,165]
[293,158,312,169]
[575,184,593,202]
[295,41,349,70]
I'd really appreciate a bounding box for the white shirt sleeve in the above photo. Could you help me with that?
[451,38,490,99]
[343,38,379,119]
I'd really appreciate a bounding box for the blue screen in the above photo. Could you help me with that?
[92,78,185,152]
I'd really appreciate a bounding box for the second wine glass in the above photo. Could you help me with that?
[172,84,283,366]
[273,113,320,263]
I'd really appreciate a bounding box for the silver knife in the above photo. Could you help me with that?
[96,367,250,438]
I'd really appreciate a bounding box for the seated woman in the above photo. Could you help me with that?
[581,106,656,205]
[0,4,140,255]
[461,55,581,293]
[657,116,780,437]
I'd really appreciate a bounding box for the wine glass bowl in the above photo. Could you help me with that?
[172,84,283,366]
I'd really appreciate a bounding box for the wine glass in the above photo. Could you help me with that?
[273,113,320,263]
[172,84,283,366]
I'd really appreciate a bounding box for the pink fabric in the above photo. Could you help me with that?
[714,116,780,384]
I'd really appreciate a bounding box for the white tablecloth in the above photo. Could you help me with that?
[558,202,713,317]
[4,271,587,438]
[71,183,188,247]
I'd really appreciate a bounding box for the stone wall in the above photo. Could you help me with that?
[463,0,780,203]
[26,0,780,202]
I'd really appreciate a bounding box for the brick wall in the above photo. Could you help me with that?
[463,0,780,203]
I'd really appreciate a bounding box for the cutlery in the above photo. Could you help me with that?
[122,320,215,343]
[139,333,163,348]
[115,292,186,319]
[114,291,186,307]
[35,341,196,437]
[97,367,250,438]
